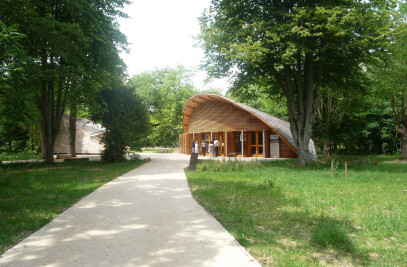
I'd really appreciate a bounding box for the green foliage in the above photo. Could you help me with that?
[0,21,39,151]
[198,0,392,165]
[94,86,149,163]
[227,84,289,121]
[128,66,197,147]
[313,90,398,154]
[368,2,407,157]
[0,0,129,164]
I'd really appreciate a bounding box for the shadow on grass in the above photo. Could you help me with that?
[187,175,371,265]
[310,216,355,252]
[0,160,143,253]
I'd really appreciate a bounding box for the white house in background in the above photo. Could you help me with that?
[54,114,105,154]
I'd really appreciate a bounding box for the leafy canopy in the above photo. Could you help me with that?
[128,66,197,147]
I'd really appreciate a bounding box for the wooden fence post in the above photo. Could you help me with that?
[331,161,334,177]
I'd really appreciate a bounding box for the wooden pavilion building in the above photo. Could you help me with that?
[179,93,317,159]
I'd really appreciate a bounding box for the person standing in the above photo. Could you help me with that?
[202,140,207,156]
[192,139,195,153]
[214,139,220,157]
[195,141,198,155]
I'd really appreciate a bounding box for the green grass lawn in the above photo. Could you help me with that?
[0,159,143,253]
[0,151,42,161]
[186,158,407,266]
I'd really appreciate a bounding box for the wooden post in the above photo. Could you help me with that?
[241,130,244,158]
[331,161,334,177]
[262,129,265,158]
[225,131,228,157]
[345,162,348,177]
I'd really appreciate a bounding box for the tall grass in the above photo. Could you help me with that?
[186,158,407,266]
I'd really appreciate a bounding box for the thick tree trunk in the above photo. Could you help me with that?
[281,52,321,166]
[39,54,54,165]
[402,130,407,158]
[297,134,312,166]
[69,107,77,157]
[38,56,68,165]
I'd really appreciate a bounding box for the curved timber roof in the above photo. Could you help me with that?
[183,93,317,160]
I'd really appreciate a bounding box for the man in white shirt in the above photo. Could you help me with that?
[214,139,220,157]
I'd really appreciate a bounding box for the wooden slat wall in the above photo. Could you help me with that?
[280,141,297,158]
[197,133,203,155]
[227,131,233,154]
[179,134,184,154]
[188,102,267,132]
[243,132,249,157]
[187,134,193,155]
[180,100,298,158]
[265,130,270,158]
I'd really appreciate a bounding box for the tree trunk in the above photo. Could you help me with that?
[38,55,68,165]
[39,123,46,159]
[402,130,407,158]
[297,135,311,166]
[323,138,331,159]
[69,107,77,157]
[282,52,321,166]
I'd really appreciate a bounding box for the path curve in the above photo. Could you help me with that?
[0,153,259,266]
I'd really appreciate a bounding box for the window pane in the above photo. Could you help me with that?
[259,146,263,155]
[259,132,263,145]
[251,146,256,155]
[251,132,256,145]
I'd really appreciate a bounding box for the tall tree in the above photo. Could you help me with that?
[371,2,407,158]
[0,21,38,151]
[198,0,391,165]
[93,85,149,163]
[0,0,128,164]
[314,79,367,158]
[128,66,197,147]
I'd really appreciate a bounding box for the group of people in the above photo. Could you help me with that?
[192,139,220,157]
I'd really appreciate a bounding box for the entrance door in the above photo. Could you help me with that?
[250,131,264,157]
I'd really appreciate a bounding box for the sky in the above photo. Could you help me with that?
[117,0,230,93]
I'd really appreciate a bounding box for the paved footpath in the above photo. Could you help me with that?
[0,154,260,266]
